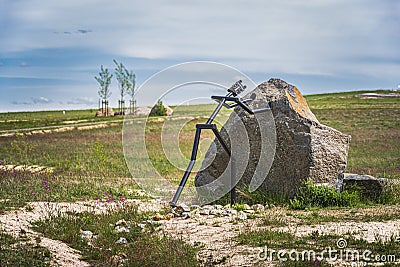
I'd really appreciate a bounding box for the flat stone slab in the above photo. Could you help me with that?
[337,173,389,199]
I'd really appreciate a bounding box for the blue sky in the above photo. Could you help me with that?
[0,0,399,112]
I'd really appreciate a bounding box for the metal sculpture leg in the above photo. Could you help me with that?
[170,127,201,206]
[170,123,230,207]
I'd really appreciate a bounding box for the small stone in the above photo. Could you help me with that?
[137,223,146,229]
[115,219,127,226]
[230,209,237,215]
[213,204,223,209]
[179,203,190,212]
[200,209,210,215]
[116,237,128,244]
[202,205,214,210]
[153,213,164,221]
[181,212,190,219]
[221,210,229,216]
[210,209,221,215]
[244,209,255,214]
[236,211,247,220]
[164,213,174,220]
[252,204,265,213]
[243,204,251,210]
[114,226,130,233]
[80,230,93,241]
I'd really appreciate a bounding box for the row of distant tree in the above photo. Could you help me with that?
[94,60,136,113]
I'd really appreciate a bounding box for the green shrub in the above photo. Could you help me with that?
[289,181,360,210]
[150,100,167,116]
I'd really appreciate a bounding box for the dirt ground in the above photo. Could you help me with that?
[1,200,400,266]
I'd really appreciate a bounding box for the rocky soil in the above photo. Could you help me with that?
[1,199,400,266]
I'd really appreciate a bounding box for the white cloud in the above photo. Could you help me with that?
[66,97,96,105]
[32,96,51,104]
[19,61,29,67]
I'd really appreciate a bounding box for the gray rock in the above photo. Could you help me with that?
[178,203,190,212]
[221,210,229,216]
[195,78,351,198]
[236,211,247,220]
[200,209,210,215]
[337,173,388,199]
[115,219,127,226]
[80,230,93,241]
[116,237,128,244]
[114,226,130,233]
[181,212,190,219]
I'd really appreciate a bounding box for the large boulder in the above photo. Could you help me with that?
[134,107,152,116]
[195,78,351,198]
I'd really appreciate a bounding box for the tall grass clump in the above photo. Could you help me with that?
[289,181,360,210]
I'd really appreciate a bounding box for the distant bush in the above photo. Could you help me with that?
[289,181,360,210]
[150,100,167,116]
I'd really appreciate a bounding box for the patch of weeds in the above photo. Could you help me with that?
[236,185,287,206]
[212,221,221,227]
[378,180,400,205]
[247,213,257,219]
[32,204,199,266]
[258,210,290,227]
[8,133,37,165]
[237,229,296,247]
[241,228,400,266]
[259,216,287,227]
[232,203,247,211]
[0,229,51,266]
[289,181,361,210]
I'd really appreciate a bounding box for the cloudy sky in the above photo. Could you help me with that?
[0,0,399,112]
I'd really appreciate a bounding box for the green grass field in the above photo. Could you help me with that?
[0,90,399,266]
[0,90,399,209]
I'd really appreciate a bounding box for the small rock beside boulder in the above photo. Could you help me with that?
[337,173,389,200]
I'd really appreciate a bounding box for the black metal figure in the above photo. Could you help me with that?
[170,80,270,207]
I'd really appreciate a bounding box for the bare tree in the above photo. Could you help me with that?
[125,68,136,113]
[113,59,128,113]
[95,65,113,115]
